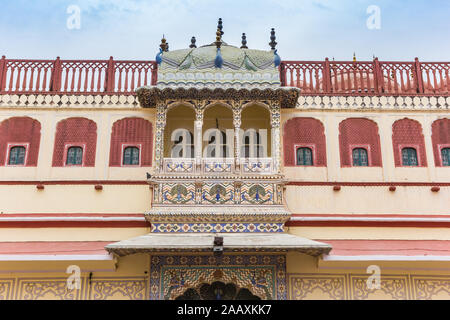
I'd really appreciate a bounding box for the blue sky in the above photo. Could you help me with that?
[0,0,449,61]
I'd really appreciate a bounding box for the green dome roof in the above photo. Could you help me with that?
[157,43,280,87]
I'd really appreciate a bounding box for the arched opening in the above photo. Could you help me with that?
[241,104,271,158]
[175,282,261,300]
[164,104,195,158]
[202,104,233,159]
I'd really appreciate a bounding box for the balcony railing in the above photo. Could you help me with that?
[0,56,448,96]
[162,158,275,175]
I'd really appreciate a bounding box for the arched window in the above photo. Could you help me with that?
[441,148,450,166]
[66,146,83,166]
[352,148,369,166]
[339,118,381,167]
[0,117,41,167]
[402,147,418,166]
[296,147,313,166]
[123,146,140,165]
[8,146,26,165]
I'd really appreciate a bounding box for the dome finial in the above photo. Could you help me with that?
[241,33,248,49]
[218,18,224,37]
[160,35,169,52]
[353,52,357,62]
[190,36,197,48]
[214,27,223,68]
[269,28,277,50]
[215,27,222,49]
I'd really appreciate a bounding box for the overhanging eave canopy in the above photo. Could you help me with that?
[105,233,332,257]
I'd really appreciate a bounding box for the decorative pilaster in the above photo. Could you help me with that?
[232,103,242,171]
[270,103,281,173]
[194,119,203,170]
[155,103,167,172]
[195,102,205,172]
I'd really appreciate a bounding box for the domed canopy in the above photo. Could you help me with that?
[157,43,280,87]
[137,19,300,108]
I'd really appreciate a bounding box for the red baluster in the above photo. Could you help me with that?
[373,58,382,94]
[414,58,424,94]
[323,58,331,93]
[279,62,286,86]
[0,56,6,92]
[151,62,158,85]
[51,57,62,92]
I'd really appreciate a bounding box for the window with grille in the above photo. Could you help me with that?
[352,148,369,166]
[66,146,83,166]
[401,147,418,166]
[123,146,140,165]
[8,146,26,165]
[441,148,450,166]
[296,147,313,166]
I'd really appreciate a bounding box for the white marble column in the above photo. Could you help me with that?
[233,105,242,172]
[270,104,281,174]
[155,104,167,173]
[194,119,203,170]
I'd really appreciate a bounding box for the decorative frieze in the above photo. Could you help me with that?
[0,94,140,108]
[151,222,284,233]
[155,182,281,205]
[296,95,450,110]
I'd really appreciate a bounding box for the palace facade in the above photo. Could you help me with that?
[0,20,449,300]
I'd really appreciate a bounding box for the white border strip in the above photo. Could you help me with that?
[0,217,145,222]
[0,254,113,261]
[323,255,450,261]
[290,217,450,223]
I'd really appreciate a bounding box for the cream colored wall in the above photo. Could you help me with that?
[0,107,157,181]
[281,109,450,183]
[0,184,151,213]
[286,252,450,300]
[288,226,450,240]
[0,104,447,183]
[285,185,449,215]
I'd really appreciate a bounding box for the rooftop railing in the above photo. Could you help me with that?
[0,56,448,96]
[280,58,449,95]
[0,56,157,95]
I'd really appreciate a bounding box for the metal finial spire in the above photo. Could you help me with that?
[269,28,277,50]
[160,35,168,52]
[215,28,222,49]
[214,27,223,68]
[190,36,197,48]
[240,33,248,49]
[218,18,224,37]
[353,52,357,62]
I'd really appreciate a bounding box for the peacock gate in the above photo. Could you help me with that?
[0,19,449,300]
